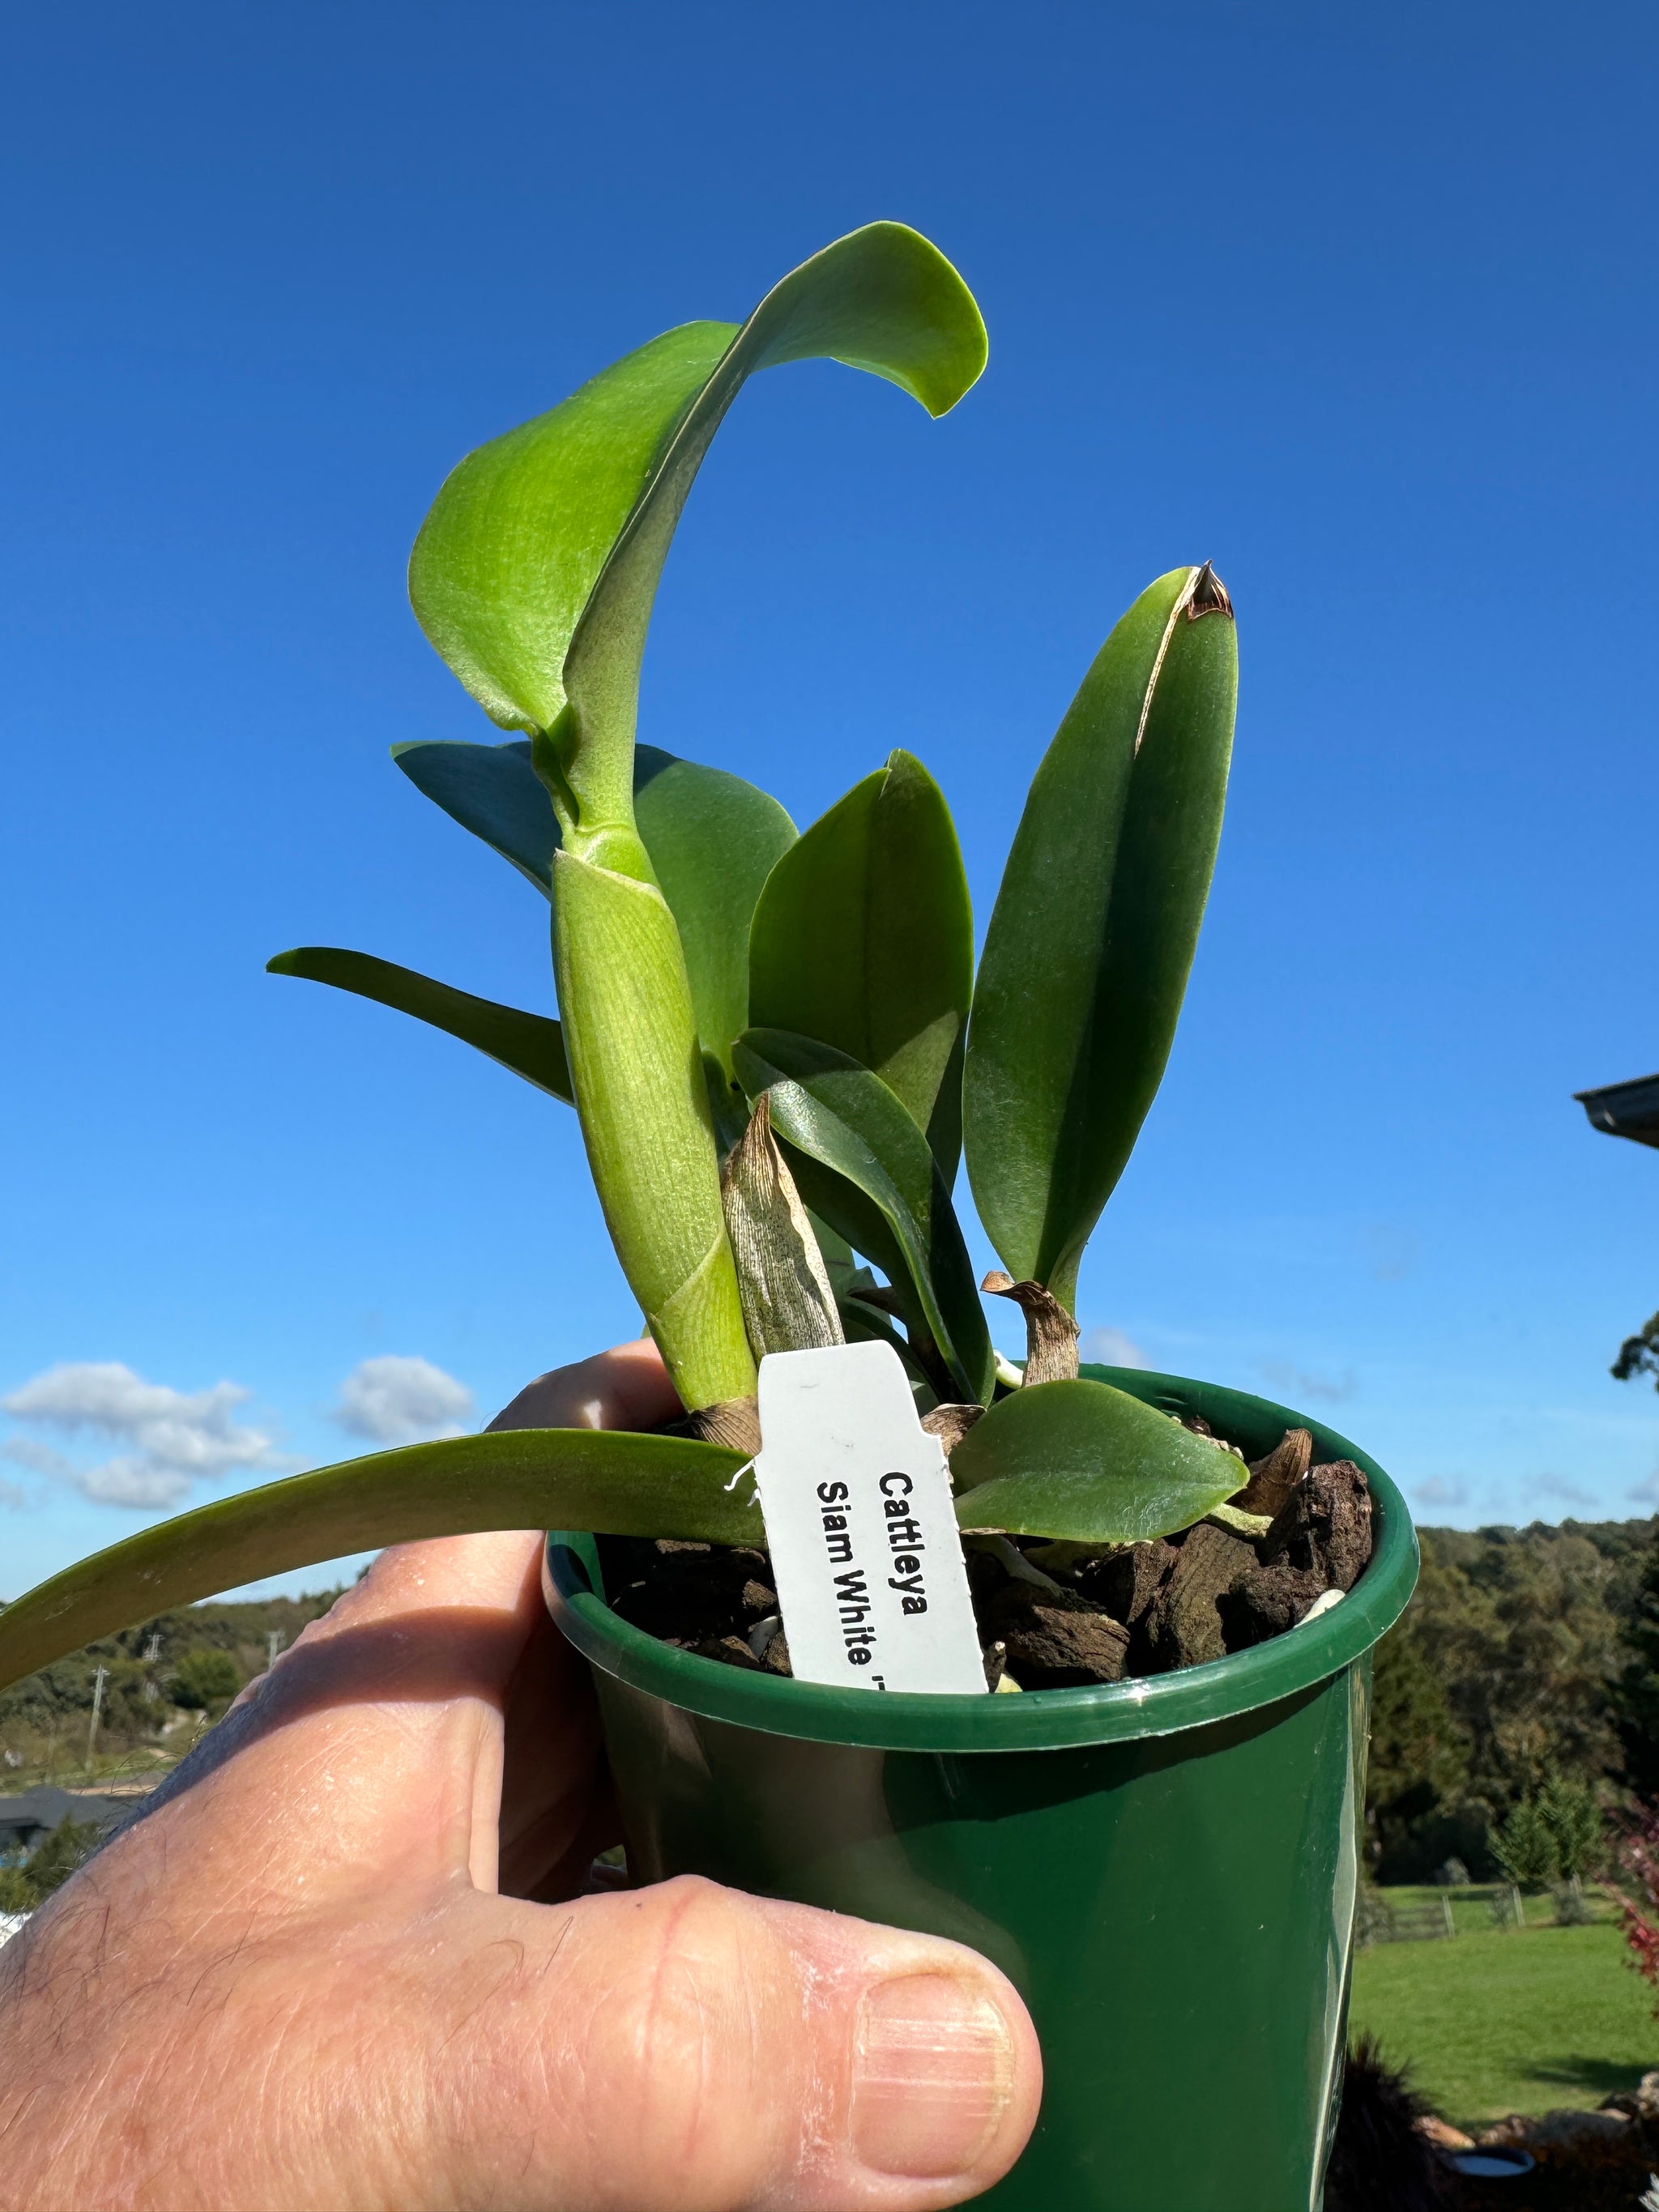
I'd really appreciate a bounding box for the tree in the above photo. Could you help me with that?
[1612,1540,1659,1796]
[170,1648,241,1711]
[0,1863,36,1912]
[1537,1775,1604,1886]
[1488,1796,1558,1889]
[1612,1311,1659,1387]
[1367,1621,1477,1877]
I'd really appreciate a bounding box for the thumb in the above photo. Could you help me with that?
[424,1873,1041,2211]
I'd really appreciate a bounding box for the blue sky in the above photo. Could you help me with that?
[3,3,1657,1600]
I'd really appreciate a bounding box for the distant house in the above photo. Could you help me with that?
[1575,1072,1659,1149]
[0,1787,128,1857]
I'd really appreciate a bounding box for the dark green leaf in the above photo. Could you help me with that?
[0,1428,752,1695]
[267,947,572,1104]
[748,749,971,1175]
[949,1379,1245,1541]
[733,1028,993,1404]
[633,747,796,1078]
[392,738,557,894]
[964,565,1238,1311]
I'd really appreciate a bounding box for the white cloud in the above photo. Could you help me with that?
[1529,1472,1597,1511]
[2,1362,288,1510]
[1078,1327,1148,1370]
[1412,1475,1469,1511]
[1256,1359,1357,1406]
[2,1438,75,1479]
[332,1356,473,1445]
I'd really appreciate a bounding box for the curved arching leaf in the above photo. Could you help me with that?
[733,1027,992,1406]
[964,565,1238,1311]
[748,748,971,1176]
[408,321,738,737]
[0,1427,752,1697]
[560,224,983,851]
[949,1379,1244,1542]
[267,947,572,1103]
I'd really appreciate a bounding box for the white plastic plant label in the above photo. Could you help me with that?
[753,1338,987,1695]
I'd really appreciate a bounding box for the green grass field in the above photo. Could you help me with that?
[1350,1915,1658,2131]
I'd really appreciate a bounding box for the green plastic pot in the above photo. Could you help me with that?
[544,1366,1418,2212]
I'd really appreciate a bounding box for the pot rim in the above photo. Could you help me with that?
[544,1363,1418,1752]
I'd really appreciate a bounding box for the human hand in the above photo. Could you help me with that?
[0,1340,1040,2210]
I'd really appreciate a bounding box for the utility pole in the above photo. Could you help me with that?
[267,1629,285,1671]
[87,1665,109,1767]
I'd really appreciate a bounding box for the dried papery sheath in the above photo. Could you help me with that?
[982,1272,1081,1384]
[679,1396,763,1454]
[921,1401,985,1451]
[1236,1427,1313,1518]
[721,1094,845,1360]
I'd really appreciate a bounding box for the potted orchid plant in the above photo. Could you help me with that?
[0,224,1414,2210]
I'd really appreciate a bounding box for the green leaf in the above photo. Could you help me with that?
[555,852,755,1411]
[408,322,738,737]
[633,748,796,1079]
[392,739,558,894]
[748,748,972,1176]
[267,947,573,1103]
[948,1379,1245,1542]
[386,739,794,1087]
[733,1027,993,1405]
[0,1427,752,1697]
[964,565,1238,1311]
[555,223,986,856]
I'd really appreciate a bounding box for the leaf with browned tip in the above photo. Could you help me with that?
[964,565,1237,1311]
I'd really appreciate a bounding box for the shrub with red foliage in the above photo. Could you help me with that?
[1614,1799,1659,2007]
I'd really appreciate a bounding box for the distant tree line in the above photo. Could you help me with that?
[8,1526,1659,1888]
[1368,1515,1659,1880]
[0,1590,343,1772]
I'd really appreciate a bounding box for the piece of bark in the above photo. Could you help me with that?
[1218,1562,1329,1650]
[761,1630,791,1676]
[678,1634,765,1672]
[1235,1428,1314,1519]
[981,1272,1080,1384]
[1143,1524,1259,1670]
[987,1582,1130,1688]
[1077,1540,1177,1628]
[1260,1461,1373,1591]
